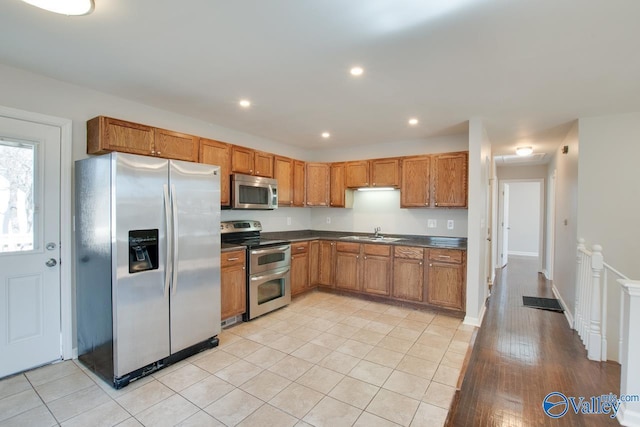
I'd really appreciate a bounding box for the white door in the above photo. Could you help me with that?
[0,116,61,378]
[499,182,510,268]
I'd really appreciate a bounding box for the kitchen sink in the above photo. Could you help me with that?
[339,235,405,242]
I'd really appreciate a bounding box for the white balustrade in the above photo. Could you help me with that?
[617,279,640,426]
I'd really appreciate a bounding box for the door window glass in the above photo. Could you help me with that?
[0,140,36,253]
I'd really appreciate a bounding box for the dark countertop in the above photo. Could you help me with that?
[260,230,467,250]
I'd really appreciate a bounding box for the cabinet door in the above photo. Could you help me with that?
[335,251,360,292]
[317,241,335,287]
[363,255,391,296]
[221,251,246,320]
[427,262,465,310]
[199,138,231,206]
[330,162,346,207]
[371,158,400,188]
[254,151,274,178]
[401,156,430,208]
[293,160,306,207]
[345,161,370,188]
[309,241,319,285]
[154,128,199,162]
[291,252,310,296]
[87,116,155,156]
[433,152,468,208]
[306,163,330,206]
[274,156,293,206]
[392,258,424,302]
[231,145,254,174]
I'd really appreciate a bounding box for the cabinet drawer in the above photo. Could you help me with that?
[364,244,391,257]
[428,249,463,264]
[291,241,309,254]
[336,242,360,253]
[394,246,424,260]
[221,250,246,268]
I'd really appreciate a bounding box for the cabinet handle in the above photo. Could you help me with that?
[227,257,239,261]
[435,202,438,206]
[373,183,376,186]
[356,255,359,259]
[256,170,260,174]
[156,151,161,155]
[363,256,367,259]
[297,247,305,250]
[438,255,451,259]
[429,263,432,267]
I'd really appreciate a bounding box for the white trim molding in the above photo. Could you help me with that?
[552,284,573,329]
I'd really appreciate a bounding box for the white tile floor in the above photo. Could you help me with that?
[0,291,475,427]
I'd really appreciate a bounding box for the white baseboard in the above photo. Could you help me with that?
[463,303,487,328]
[508,251,539,257]
[552,284,574,328]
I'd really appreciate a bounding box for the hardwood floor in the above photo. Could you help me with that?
[447,256,621,427]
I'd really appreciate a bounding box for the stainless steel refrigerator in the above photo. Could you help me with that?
[75,152,221,388]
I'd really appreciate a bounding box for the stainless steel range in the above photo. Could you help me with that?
[221,220,291,320]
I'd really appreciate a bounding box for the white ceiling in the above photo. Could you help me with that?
[1,0,639,158]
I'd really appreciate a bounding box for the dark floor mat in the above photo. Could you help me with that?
[522,296,564,312]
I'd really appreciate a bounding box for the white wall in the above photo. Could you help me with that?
[577,111,640,362]
[465,118,491,326]
[549,122,579,319]
[309,191,468,237]
[506,181,541,256]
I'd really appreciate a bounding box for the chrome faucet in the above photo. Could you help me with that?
[374,227,381,238]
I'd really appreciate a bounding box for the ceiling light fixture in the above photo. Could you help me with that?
[408,118,419,126]
[321,132,331,139]
[20,0,94,15]
[515,146,533,156]
[350,66,364,76]
[239,99,251,108]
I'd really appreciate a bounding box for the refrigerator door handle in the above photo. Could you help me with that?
[163,184,172,297]
[171,184,179,295]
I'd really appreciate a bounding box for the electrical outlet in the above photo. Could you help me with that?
[427,219,437,228]
[447,220,454,230]
[326,217,331,224]
[286,217,291,226]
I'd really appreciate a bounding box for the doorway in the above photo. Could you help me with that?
[498,179,544,271]
[0,106,72,377]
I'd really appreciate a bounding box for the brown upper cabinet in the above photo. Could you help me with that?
[401,152,467,208]
[231,146,274,178]
[199,138,232,206]
[87,116,198,162]
[345,161,370,188]
[433,152,468,208]
[400,156,430,207]
[293,160,306,207]
[371,158,400,188]
[305,163,330,206]
[274,156,294,206]
[329,162,352,208]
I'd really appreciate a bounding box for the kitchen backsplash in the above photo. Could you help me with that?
[221,190,467,237]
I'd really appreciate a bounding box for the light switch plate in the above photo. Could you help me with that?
[326,217,331,224]
[447,220,454,230]
[286,217,291,226]
[427,219,437,228]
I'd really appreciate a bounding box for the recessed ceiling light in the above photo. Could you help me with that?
[321,132,331,139]
[239,99,251,108]
[408,118,419,126]
[20,0,94,15]
[515,146,533,156]
[350,66,364,76]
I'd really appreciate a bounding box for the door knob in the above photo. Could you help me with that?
[45,258,57,267]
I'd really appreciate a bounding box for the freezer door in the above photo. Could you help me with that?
[113,154,170,377]
[169,160,221,353]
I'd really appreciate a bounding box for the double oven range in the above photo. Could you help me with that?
[221,220,291,320]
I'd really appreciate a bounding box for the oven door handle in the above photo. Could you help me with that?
[250,246,290,255]
[250,268,290,282]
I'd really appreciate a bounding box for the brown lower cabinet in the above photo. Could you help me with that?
[291,242,311,296]
[303,240,465,313]
[221,250,246,320]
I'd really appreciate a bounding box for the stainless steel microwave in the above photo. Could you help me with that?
[231,173,278,209]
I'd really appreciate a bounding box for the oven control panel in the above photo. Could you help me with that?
[221,220,262,234]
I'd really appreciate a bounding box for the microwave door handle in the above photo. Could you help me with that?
[268,184,275,207]
[251,246,290,256]
[250,268,290,283]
